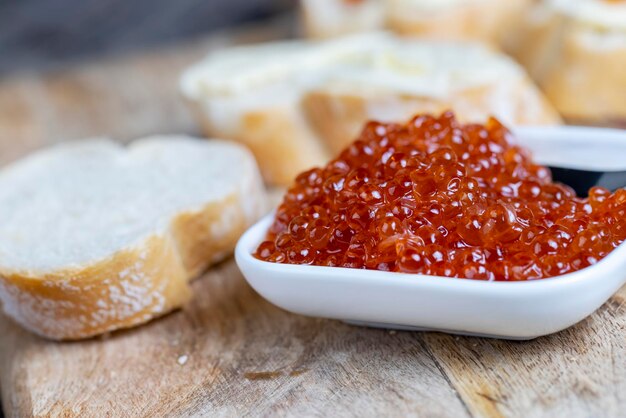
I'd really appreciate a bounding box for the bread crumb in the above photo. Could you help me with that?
[177,354,189,366]
[388,330,397,335]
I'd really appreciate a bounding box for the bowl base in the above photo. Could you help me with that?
[343,320,536,341]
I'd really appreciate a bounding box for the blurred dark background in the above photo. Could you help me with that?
[0,0,292,75]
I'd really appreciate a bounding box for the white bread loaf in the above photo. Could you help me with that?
[181,33,560,184]
[508,0,626,125]
[301,0,532,45]
[0,137,265,340]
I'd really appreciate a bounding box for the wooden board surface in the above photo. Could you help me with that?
[0,18,625,418]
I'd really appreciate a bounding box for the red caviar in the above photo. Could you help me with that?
[255,112,626,281]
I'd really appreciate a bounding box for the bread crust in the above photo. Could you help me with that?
[301,0,383,39]
[0,165,265,340]
[541,30,626,124]
[188,101,329,185]
[302,79,562,154]
[508,4,626,125]
[387,0,532,46]
[301,0,532,45]
[188,80,560,186]
[182,36,560,186]
[0,234,190,340]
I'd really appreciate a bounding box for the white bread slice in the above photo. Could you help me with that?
[180,40,333,185]
[300,0,532,45]
[301,0,384,39]
[300,37,561,153]
[0,137,265,340]
[386,0,532,44]
[508,0,626,124]
[181,33,560,184]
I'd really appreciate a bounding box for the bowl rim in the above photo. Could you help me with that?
[236,213,626,292]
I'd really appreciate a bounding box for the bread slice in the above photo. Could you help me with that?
[300,0,532,45]
[300,38,561,154]
[508,0,626,125]
[180,41,331,185]
[0,137,265,340]
[387,0,532,44]
[181,33,560,184]
[300,0,384,39]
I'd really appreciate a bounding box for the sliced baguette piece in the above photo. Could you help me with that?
[300,0,384,39]
[180,41,332,185]
[300,0,532,45]
[301,38,561,153]
[0,137,265,340]
[386,0,532,45]
[181,33,560,184]
[509,0,626,125]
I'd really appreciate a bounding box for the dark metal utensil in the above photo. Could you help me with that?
[513,126,626,198]
[548,166,626,197]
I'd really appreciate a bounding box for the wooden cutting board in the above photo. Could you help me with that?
[0,18,625,418]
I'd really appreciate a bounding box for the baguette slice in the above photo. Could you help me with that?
[386,0,532,44]
[301,0,532,45]
[300,38,561,154]
[0,137,265,340]
[181,33,561,185]
[509,0,626,125]
[180,40,333,185]
[301,0,384,39]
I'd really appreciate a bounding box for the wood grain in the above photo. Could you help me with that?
[0,18,625,418]
[424,286,626,418]
[0,261,472,417]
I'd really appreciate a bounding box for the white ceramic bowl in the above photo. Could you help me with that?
[235,126,626,340]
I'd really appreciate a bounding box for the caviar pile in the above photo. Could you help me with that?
[255,112,626,281]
